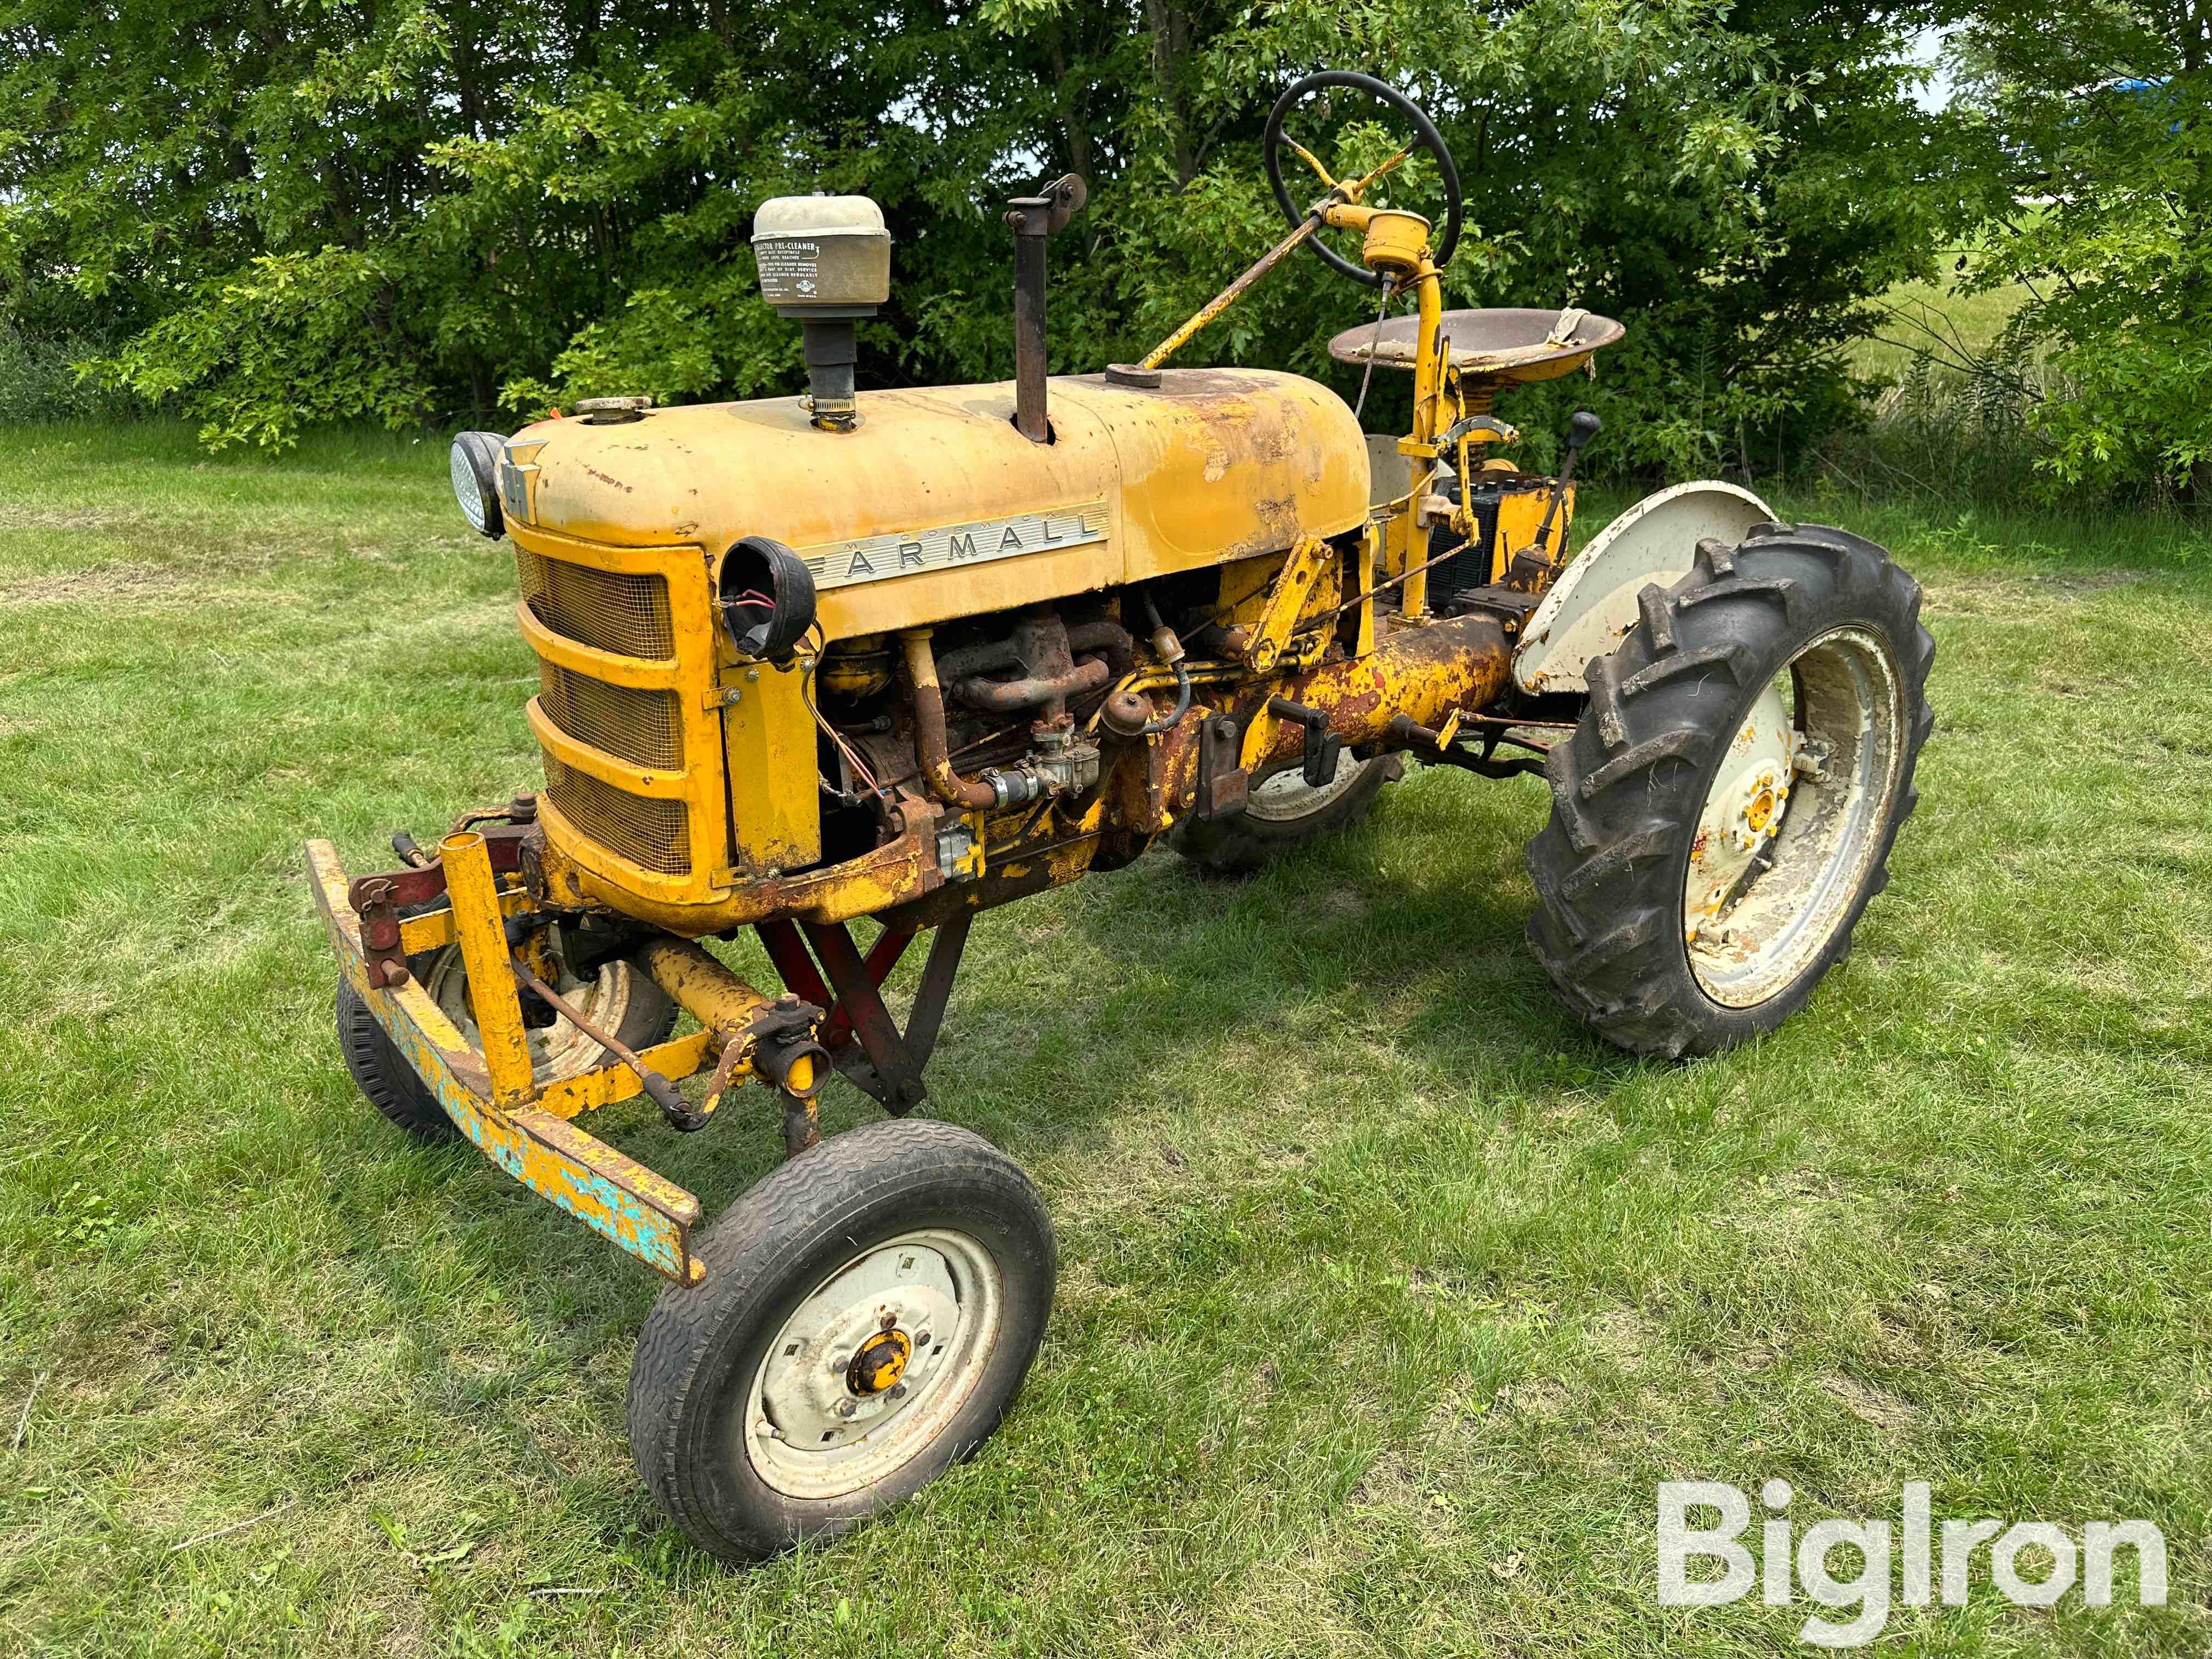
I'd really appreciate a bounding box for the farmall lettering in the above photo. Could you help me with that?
[800,503,1108,590]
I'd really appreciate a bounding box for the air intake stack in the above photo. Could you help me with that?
[1002,173,1087,445]
[752,196,893,432]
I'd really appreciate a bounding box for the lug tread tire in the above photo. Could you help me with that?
[1524,522,1936,1057]
[1170,754,1397,875]
[627,1118,1056,1562]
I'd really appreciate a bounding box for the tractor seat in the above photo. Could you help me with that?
[1327,307,1624,384]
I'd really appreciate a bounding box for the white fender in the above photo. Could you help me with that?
[1511,481,1778,696]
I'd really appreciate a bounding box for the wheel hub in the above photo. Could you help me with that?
[764,1271,955,1448]
[746,1227,1005,1499]
[1685,682,1797,940]
[1681,625,1905,1007]
[1741,775,1783,839]
[848,1328,913,1396]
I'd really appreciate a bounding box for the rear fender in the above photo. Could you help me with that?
[1512,481,1775,696]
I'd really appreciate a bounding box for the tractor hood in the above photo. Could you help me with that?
[499,369,1367,637]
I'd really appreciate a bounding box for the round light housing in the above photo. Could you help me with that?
[449,431,506,538]
[718,537,817,661]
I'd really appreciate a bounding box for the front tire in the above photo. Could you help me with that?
[627,1119,1056,1561]
[1524,522,1935,1057]
[336,944,676,1142]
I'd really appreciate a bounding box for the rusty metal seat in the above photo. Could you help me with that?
[1327,307,1625,384]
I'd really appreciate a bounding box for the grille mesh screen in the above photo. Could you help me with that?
[515,547,674,659]
[538,663,682,770]
[543,757,691,876]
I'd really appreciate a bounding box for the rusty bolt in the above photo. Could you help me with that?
[386,966,410,987]
[836,1399,857,1419]
[879,1312,898,1330]
[888,1384,908,1401]
[915,1331,932,1347]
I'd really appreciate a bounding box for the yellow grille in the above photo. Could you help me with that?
[543,758,691,876]
[515,546,674,659]
[537,662,683,770]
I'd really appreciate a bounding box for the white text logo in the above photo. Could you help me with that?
[1657,1480,2166,1647]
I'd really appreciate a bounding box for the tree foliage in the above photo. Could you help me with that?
[0,0,1966,475]
[1951,1,2211,495]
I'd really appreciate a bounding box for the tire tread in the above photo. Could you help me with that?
[1525,523,1934,1056]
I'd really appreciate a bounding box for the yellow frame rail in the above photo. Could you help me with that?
[305,838,707,1285]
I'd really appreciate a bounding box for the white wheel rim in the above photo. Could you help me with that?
[1683,625,1905,1008]
[744,1227,1004,1500]
[1244,749,1364,823]
[427,951,648,1085]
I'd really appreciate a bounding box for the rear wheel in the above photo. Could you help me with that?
[1170,750,1397,874]
[627,1119,1056,1561]
[336,945,676,1141]
[1524,522,1935,1057]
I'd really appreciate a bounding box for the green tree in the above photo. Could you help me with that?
[1950,1,2210,495]
[0,0,1964,477]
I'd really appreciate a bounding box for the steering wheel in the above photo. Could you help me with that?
[1264,71,1462,289]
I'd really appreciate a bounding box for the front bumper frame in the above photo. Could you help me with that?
[306,838,709,1284]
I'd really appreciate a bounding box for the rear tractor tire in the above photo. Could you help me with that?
[1524,522,1935,1057]
[627,1118,1057,1561]
[1170,749,1399,874]
[336,945,676,1141]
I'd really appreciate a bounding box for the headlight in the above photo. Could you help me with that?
[449,431,506,538]
[718,537,817,661]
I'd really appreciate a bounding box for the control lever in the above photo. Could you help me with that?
[1531,410,1601,561]
[1268,697,1343,788]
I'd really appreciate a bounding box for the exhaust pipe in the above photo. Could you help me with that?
[1002,173,1087,444]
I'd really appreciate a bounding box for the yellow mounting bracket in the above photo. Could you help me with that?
[1242,533,1335,674]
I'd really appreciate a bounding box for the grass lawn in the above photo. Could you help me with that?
[1848,217,2043,388]
[1850,276,2035,385]
[3,424,2209,1657]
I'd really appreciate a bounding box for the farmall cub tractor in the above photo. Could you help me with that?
[308,74,1934,1559]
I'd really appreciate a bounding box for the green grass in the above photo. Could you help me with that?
[3,423,2210,1657]
[1849,273,2035,385]
[1818,255,2048,505]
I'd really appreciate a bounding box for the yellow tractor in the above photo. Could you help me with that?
[308,72,1934,1559]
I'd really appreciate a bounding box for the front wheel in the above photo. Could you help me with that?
[1525,522,1935,1057]
[336,944,675,1142]
[627,1119,1056,1561]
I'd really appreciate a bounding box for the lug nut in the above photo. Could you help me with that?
[914,1331,931,1347]
[880,1313,898,1330]
[888,1384,908,1400]
[836,1399,857,1419]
